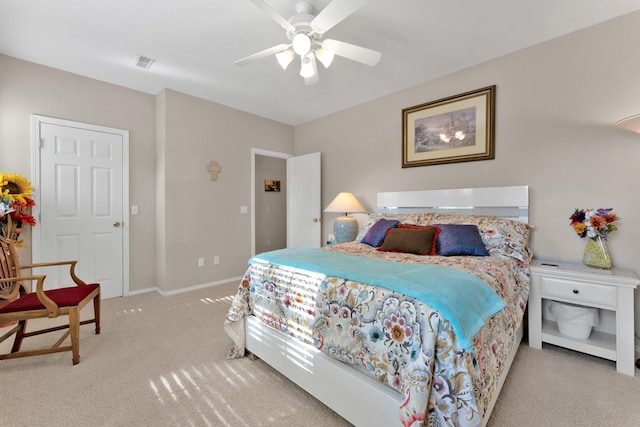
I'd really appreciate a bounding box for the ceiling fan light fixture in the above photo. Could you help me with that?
[315,48,334,68]
[275,49,295,69]
[299,56,315,78]
[292,33,311,55]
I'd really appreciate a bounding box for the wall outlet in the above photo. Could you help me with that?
[214,256,220,265]
[198,258,204,267]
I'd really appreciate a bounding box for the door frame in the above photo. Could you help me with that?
[31,114,130,296]
[251,148,292,257]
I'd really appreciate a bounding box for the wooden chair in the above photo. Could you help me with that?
[0,236,100,365]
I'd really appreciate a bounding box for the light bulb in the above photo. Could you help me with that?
[439,133,451,143]
[275,49,295,70]
[292,33,311,56]
[300,56,315,78]
[315,48,334,68]
[455,131,465,140]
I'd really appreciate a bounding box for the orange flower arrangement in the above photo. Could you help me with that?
[0,173,36,245]
[569,208,617,240]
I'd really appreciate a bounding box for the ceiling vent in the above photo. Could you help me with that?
[134,55,155,70]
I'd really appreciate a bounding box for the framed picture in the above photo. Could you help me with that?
[264,180,280,192]
[402,85,495,167]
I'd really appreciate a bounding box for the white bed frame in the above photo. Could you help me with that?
[246,186,529,427]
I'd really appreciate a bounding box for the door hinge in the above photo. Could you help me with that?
[38,138,44,149]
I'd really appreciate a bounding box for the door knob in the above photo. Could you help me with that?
[313,217,319,223]
[113,221,121,227]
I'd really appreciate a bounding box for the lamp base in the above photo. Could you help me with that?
[333,216,358,243]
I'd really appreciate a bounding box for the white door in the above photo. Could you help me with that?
[287,152,321,248]
[32,116,129,299]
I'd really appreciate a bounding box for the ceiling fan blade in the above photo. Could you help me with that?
[322,39,381,66]
[234,43,290,66]
[304,55,319,86]
[311,0,367,35]
[247,0,296,33]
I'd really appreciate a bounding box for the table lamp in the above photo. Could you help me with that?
[324,192,366,243]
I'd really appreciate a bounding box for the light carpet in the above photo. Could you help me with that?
[2,281,639,426]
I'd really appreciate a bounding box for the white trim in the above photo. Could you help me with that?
[378,185,529,223]
[250,148,292,257]
[377,185,529,209]
[129,276,243,297]
[30,115,130,297]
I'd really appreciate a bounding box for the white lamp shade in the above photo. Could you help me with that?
[315,48,335,68]
[275,49,295,70]
[324,192,366,214]
[300,56,315,78]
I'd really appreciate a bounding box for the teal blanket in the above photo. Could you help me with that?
[250,247,506,351]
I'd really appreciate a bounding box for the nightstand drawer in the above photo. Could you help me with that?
[539,276,616,307]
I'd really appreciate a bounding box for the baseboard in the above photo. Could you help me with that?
[127,287,159,296]
[127,276,242,297]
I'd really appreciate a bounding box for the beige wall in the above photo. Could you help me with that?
[295,12,640,329]
[0,55,294,294]
[0,54,157,291]
[157,89,293,292]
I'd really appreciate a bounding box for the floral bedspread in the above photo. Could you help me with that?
[225,242,529,427]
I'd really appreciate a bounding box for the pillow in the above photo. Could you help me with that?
[434,224,489,256]
[398,224,441,254]
[398,223,428,230]
[361,218,400,247]
[355,213,435,241]
[377,227,439,255]
[428,214,530,261]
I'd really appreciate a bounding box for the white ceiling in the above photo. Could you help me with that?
[1,0,639,126]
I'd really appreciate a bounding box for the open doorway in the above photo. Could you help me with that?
[251,149,292,256]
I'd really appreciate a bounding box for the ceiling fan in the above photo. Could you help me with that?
[235,0,382,85]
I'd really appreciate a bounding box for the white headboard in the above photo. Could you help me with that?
[377,186,529,223]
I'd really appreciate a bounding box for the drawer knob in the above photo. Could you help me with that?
[572,289,579,294]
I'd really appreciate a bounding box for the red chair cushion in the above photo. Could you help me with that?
[0,284,99,313]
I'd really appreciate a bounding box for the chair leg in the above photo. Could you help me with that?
[10,320,27,353]
[93,293,101,334]
[69,307,80,365]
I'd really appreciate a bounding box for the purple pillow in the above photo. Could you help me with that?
[361,219,400,247]
[434,224,489,256]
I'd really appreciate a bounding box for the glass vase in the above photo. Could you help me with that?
[582,236,611,269]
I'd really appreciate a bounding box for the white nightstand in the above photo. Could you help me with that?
[528,259,639,376]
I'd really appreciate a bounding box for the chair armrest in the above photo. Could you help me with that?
[0,275,59,317]
[20,260,87,286]
[0,277,31,300]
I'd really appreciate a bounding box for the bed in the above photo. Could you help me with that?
[225,186,531,426]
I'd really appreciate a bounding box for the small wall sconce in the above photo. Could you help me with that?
[615,114,640,133]
[207,160,221,181]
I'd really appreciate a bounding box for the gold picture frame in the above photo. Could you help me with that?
[264,180,281,192]
[402,85,495,167]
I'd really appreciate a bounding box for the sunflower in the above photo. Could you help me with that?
[0,173,33,204]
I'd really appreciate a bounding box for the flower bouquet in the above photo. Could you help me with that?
[0,173,36,245]
[569,208,617,269]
